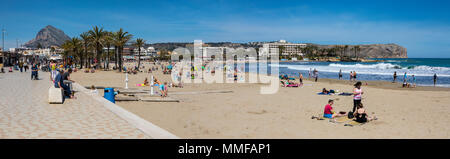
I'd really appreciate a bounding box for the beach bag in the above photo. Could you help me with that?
[348,111,354,119]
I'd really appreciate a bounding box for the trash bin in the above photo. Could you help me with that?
[104,88,117,103]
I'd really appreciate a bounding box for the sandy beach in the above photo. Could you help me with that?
[71,62,450,139]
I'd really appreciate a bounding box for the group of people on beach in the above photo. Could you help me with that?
[337,69,357,81]
[316,81,377,124]
[393,71,438,87]
[308,68,319,82]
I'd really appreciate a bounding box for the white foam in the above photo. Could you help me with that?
[270,63,450,77]
[329,63,400,69]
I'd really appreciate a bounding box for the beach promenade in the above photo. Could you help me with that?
[0,70,150,138]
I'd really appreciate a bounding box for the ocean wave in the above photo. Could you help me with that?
[408,65,450,71]
[269,63,450,77]
[329,63,402,69]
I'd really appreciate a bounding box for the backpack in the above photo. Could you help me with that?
[348,111,354,119]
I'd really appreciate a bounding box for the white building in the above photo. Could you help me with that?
[145,47,157,57]
[259,40,306,57]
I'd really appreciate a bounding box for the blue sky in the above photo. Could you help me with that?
[1,0,450,57]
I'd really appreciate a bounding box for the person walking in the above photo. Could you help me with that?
[314,69,318,82]
[434,73,438,86]
[19,61,23,72]
[299,73,303,85]
[339,69,342,80]
[31,63,39,80]
[308,68,311,79]
[403,72,407,84]
[350,71,353,81]
[393,71,397,83]
[24,62,28,72]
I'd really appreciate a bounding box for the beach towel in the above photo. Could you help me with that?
[344,121,365,127]
[317,92,331,95]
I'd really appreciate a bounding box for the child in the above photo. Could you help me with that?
[163,82,168,97]
[90,85,98,95]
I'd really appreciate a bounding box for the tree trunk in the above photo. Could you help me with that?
[79,53,83,69]
[107,47,110,69]
[118,46,123,72]
[115,46,118,69]
[137,48,141,70]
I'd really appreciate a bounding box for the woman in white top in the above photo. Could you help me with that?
[353,81,363,112]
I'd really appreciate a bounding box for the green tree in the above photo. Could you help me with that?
[278,45,285,60]
[134,38,146,70]
[88,26,106,69]
[113,28,133,72]
[103,31,113,69]
[69,37,81,67]
[79,32,91,69]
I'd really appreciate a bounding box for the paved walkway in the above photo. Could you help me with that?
[0,70,150,138]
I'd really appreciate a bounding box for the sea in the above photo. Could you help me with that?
[245,58,450,88]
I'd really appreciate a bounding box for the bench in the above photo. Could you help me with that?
[48,86,63,104]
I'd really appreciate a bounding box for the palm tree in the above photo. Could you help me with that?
[295,46,303,59]
[113,28,133,72]
[103,31,113,69]
[68,37,81,67]
[88,26,106,69]
[278,45,285,60]
[61,40,73,60]
[134,38,146,70]
[79,32,91,69]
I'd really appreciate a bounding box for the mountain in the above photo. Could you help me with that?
[24,25,71,48]
[317,43,408,58]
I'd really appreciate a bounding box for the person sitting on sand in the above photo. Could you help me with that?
[353,103,377,123]
[323,99,346,119]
